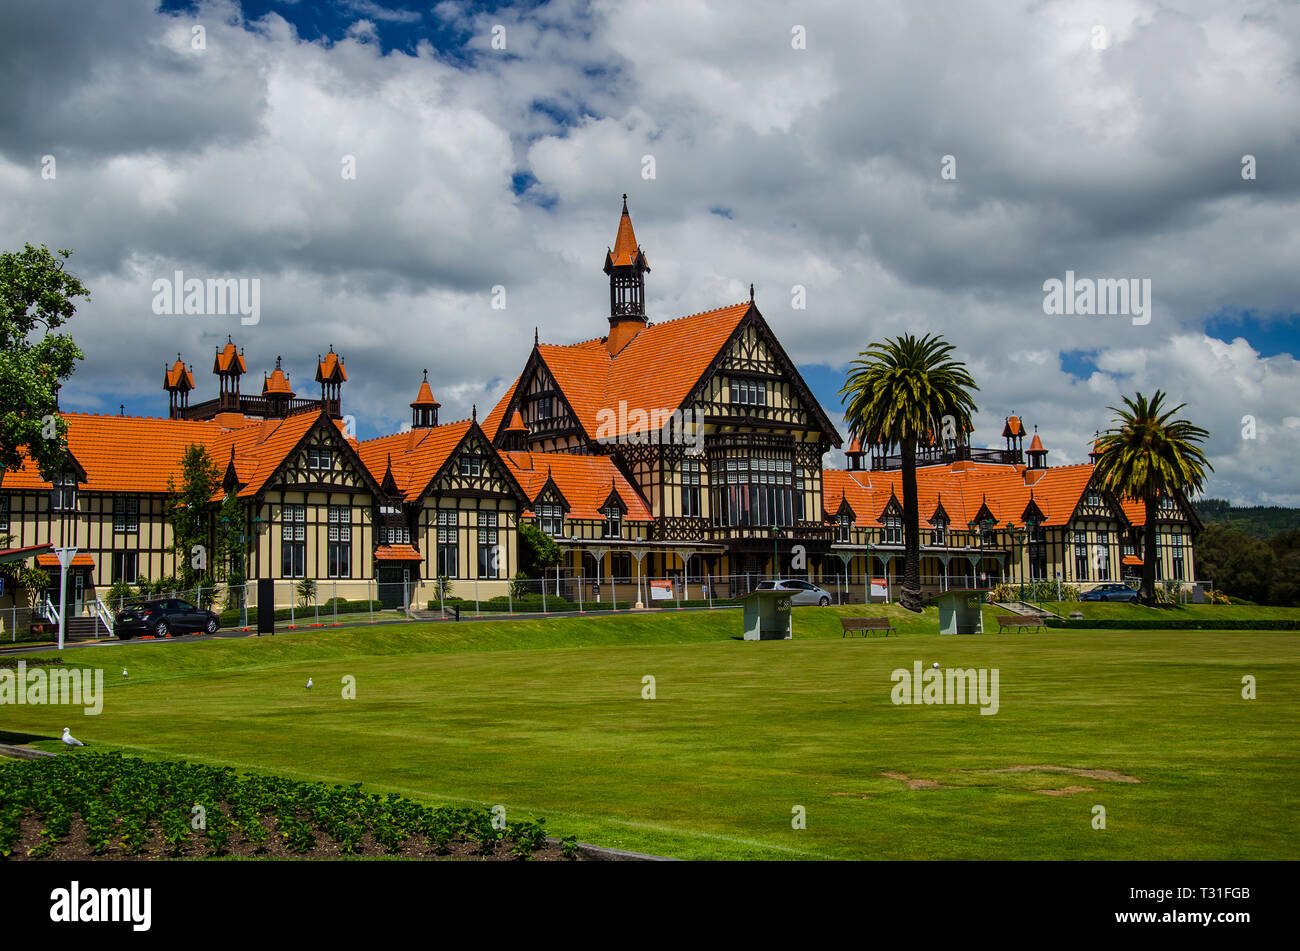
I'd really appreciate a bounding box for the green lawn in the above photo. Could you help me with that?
[2,605,1295,860]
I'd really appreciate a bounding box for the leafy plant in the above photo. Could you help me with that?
[295,578,318,609]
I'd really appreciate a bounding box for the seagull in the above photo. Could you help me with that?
[122,668,128,678]
[61,728,85,748]
[305,678,313,690]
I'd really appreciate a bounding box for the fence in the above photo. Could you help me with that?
[0,573,1218,641]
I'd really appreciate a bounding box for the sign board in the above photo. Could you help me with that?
[870,578,888,599]
[55,547,77,569]
[649,580,674,601]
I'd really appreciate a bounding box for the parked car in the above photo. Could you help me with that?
[114,599,220,639]
[1080,583,1140,603]
[753,579,834,606]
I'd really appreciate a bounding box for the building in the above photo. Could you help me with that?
[0,199,1199,617]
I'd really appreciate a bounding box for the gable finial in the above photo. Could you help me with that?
[472,403,477,422]
[621,193,628,213]
[534,326,539,346]
[749,282,754,303]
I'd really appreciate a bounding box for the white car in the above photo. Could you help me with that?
[754,579,834,606]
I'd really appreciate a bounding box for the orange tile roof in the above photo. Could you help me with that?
[213,339,246,375]
[375,544,422,561]
[1121,554,1143,566]
[1002,416,1026,438]
[356,420,474,502]
[410,372,440,407]
[263,366,294,396]
[501,451,651,521]
[534,303,750,440]
[1029,433,1045,452]
[316,348,347,383]
[482,376,520,441]
[164,357,194,391]
[504,410,527,432]
[823,461,1099,530]
[608,198,647,269]
[36,552,95,568]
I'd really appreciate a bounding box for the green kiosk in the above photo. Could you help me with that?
[935,588,989,635]
[739,589,794,641]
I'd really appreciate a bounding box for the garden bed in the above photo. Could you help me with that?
[0,752,581,861]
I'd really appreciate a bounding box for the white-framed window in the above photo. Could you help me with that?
[281,503,306,577]
[308,447,333,470]
[681,459,701,518]
[0,495,8,531]
[539,502,564,537]
[835,513,852,544]
[111,551,139,584]
[113,496,139,533]
[730,379,766,406]
[50,474,77,512]
[437,508,458,578]
[602,504,622,539]
[327,505,351,578]
[929,517,947,547]
[882,514,903,545]
[458,455,483,477]
[477,510,499,578]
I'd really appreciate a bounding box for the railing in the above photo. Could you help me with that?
[89,599,115,635]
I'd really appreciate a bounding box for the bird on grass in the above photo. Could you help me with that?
[61,728,85,748]
[305,677,313,690]
[122,668,128,678]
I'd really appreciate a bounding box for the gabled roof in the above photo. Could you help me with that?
[500,451,652,521]
[164,357,194,391]
[357,421,476,503]
[482,376,520,441]
[606,196,648,270]
[213,338,246,375]
[823,460,1103,531]
[316,347,347,384]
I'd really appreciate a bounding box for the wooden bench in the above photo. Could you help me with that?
[996,615,1044,632]
[840,617,896,637]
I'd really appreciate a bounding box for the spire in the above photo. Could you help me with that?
[749,282,754,303]
[1027,425,1048,469]
[604,194,650,354]
[410,369,440,429]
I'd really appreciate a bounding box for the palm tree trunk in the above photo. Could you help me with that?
[1142,496,1158,605]
[901,440,923,612]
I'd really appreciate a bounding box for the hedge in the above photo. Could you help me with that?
[217,599,384,625]
[1043,618,1299,631]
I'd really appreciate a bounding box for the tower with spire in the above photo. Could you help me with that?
[410,370,440,429]
[603,194,650,355]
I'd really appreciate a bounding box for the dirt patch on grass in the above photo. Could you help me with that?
[1034,785,1094,796]
[880,770,951,790]
[952,765,1141,784]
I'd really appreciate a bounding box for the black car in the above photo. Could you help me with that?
[114,599,220,639]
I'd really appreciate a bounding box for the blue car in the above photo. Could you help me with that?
[1080,583,1140,603]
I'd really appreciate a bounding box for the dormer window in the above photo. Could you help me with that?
[308,447,332,470]
[602,504,622,538]
[459,455,483,477]
[50,474,77,512]
[882,514,902,545]
[539,503,565,537]
[1085,489,1102,507]
[930,517,948,546]
[835,513,852,543]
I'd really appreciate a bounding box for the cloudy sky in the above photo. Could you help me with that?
[3,0,1298,504]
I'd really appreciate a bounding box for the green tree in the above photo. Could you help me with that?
[518,521,562,577]
[0,534,50,604]
[1196,523,1276,604]
[164,444,221,589]
[0,245,89,479]
[215,490,246,585]
[1092,391,1213,605]
[839,333,979,612]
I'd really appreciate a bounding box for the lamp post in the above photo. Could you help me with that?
[54,547,76,651]
[771,524,780,581]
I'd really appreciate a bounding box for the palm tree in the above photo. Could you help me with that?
[1092,391,1212,605]
[839,334,979,612]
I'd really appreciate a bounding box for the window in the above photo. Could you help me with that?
[681,460,701,518]
[710,455,794,528]
[50,474,77,511]
[602,503,622,539]
[730,379,766,406]
[794,467,805,522]
[113,497,139,533]
[882,514,903,545]
[437,509,458,578]
[458,455,483,477]
[536,397,553,420]
[612,553,632,580]
[1028,523,1047,581]
[281,503,306,578]
[980,524,996,548]
[539,502,564,537]
[1074,540,1090,580]
[836,513,852,544]
[1123,531,1137,557]
[477,511,499,578]
[929,517,948,547]
[308,447,332,470]
[1171,532,1185,580]
[379,521,410,545]
[327,505,351,578]
[0,495,8,530]
[1085,489,1102,507]
[1095,530,1111,578]
[111,551,139,584]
